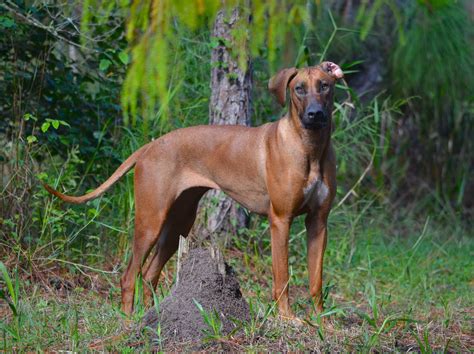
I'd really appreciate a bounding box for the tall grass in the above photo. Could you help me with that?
[1,208,471,351]
[391,1,474,205]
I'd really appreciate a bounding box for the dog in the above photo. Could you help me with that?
[45,61,343,319]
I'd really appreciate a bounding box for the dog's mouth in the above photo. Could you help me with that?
[301,117,329,130]
[303,121,328,130]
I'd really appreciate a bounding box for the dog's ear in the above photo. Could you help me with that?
[320,61,344,79]
[268,67,298,106]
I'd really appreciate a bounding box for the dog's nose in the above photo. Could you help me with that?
[307,109,325,121]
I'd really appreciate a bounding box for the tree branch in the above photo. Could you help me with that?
[0,1,98,53]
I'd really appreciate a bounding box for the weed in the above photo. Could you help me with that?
[193,299,223,343]
[0,262,20,341]
[410,325,433,354]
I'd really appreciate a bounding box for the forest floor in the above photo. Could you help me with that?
[1,209,472,351]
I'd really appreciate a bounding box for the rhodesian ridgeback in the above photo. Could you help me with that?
[45,61,343,319]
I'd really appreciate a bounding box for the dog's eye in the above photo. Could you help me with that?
[295,86,306,95]
[321,83,329,92]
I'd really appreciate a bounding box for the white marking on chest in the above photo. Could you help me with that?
[303,177,329,209]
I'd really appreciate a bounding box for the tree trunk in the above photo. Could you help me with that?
[193,7,252,247]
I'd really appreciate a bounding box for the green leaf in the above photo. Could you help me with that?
[52,120,60,129]
[210,37,220,49]
[27,135,37,144]
[23,113,37,121]
[36,172,48,181]
[193,299,204,313]
[41,122,50,133]
[99,59,112,71]
[374,99,380,123]
[360,0,384,40]
[0,16,15,29]
[118,51,129,65]
[210,36,230,49]
[0,262,17,316]
[344,60,365,69]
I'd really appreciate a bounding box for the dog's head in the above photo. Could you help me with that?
[269,62,343,130]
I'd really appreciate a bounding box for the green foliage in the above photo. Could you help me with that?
[356,0,405,43]
[0,262,21,341]
[0,2,125,165]
[81,0,312,125]
[0,262,19,317]
[391,1,473,201]
[411,326,434,354]
[0,4,214,266]
[393,1,473,125]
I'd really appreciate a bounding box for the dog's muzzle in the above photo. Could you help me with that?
[301,103,329,129]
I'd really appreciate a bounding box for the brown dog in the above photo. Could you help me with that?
[45,62,343,319]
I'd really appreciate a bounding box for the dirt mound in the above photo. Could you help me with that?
[141,247,250,345]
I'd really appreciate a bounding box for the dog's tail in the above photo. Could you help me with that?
[43,144,150,204]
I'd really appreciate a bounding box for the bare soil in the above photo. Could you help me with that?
[140,247,250,346]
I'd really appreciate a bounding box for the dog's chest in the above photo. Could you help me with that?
[302,175,329,210]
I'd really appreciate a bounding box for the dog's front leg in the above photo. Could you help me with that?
[269,209,294,319]
[305,212,328,314]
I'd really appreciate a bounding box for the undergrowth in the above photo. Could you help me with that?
[0,205,471,351]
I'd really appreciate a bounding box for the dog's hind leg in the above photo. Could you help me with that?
[120,209,173,315]
[141,187,208,305]
[120,162,177,316]
[120,217,166,315]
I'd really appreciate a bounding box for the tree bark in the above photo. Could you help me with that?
[193,7,252,247]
